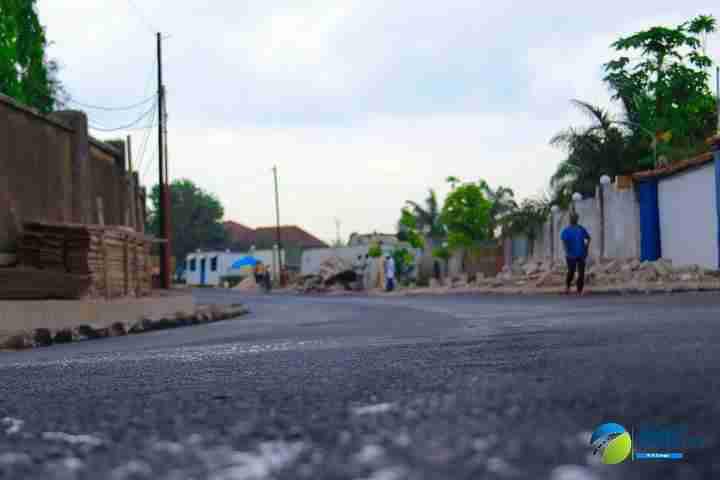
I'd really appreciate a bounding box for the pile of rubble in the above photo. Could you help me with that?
[296,257,357,294]
[483,257,720,289]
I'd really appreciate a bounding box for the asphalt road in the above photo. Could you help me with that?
[0,290,718,479]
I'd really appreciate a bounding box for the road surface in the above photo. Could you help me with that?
[0,290,718,479]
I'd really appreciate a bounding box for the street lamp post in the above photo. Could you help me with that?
[550,205,560,260]
[599,175,611,260]
[571,192,582,214]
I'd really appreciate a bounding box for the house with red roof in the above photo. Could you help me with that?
[222,221,329,270]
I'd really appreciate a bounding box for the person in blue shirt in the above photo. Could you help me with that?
[561,212,591,295]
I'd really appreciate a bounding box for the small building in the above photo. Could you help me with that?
[223,222,329,272]
[633,150,719,269]
[184,248,285,286]
[347,232,400,247]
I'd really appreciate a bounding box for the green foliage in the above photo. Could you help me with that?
[604,14,717,160]
[404,190,446,240]
[502,198,550,240]
[440,180,492,250]
[147,179,227,263]
[397,208,425,249]
[367,243,383,258]
[550,100,631,198]
[551,15,718,197]
[446,176,461,189]
[432,245,450,261]
[392,247,415,278]
[0,0,65,112]
[478,180,518,236]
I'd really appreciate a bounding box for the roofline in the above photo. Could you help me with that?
[632,151,714,181]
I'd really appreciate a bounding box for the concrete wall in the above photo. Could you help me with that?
[0,94,145,254]
[533,181,641,262]
[658,163,718,268]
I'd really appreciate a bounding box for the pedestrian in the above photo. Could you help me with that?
[385,254,396,292]
[264,268,272,293]
[561,212,592,295]
[254,261,270,293]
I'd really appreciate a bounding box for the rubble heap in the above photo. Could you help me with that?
[296,257,356,293]
[481,257,720,290]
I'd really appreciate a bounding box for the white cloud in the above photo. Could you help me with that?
[36,1,720,242]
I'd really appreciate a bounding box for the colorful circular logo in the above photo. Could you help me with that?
[590,423,633,464]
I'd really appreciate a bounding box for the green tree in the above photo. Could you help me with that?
[501,198,550,256]
[0,0,65,112]
[397,208,425,249]
[404,190,446,240]
[367,243,382,258]
[604,14,717,162]
[147,179,227,264]
[440,180,492,250]
[550,100,631,199]
[479,180,518,237]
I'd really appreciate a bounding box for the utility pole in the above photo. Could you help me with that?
[273,166,283,285]
[126,135,133,172]
[334,218,341,247]
[157,32,171,289]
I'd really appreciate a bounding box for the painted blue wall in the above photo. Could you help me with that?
[638,180,661,262]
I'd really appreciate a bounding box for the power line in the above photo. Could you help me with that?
[141,124,159,185]
[88,101,157,132]
[68,95,155,112]
[135,103,158,176]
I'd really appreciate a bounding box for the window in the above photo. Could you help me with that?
[190,259,197,272]
[211,257,218,272]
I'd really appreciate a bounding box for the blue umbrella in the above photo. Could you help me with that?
[230,256,260,269]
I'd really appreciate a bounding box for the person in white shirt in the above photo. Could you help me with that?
[384,254,396,292]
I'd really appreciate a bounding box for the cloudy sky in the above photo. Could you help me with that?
[37,1,719,243]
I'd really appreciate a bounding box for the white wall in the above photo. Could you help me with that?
[185,249,287,286]
[185,252,246,286]
[659,163,718,269]
[532,182,641,262]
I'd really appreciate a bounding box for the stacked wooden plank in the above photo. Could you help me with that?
[18,221,156,299]
[0,268,92,300]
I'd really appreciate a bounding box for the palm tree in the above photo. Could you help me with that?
[405,189,446,243]
[501,198,550,257]
[479,181,518,237]
[403,190,446,282]
[550,100,631,199]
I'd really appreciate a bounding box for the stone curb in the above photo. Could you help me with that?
[0,304,249,352]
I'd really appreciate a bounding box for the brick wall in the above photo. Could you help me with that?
[0,94,146,253]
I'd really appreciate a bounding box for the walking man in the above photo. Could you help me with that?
[561,212,591,295]
[384,254,396,292]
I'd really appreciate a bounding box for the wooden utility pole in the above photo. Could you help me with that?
[157,32,171,289]
[126,135,133,172]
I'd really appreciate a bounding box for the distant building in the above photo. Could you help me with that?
[222,222,329,272]
[347,232,400,247]
[184,248,286,286]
